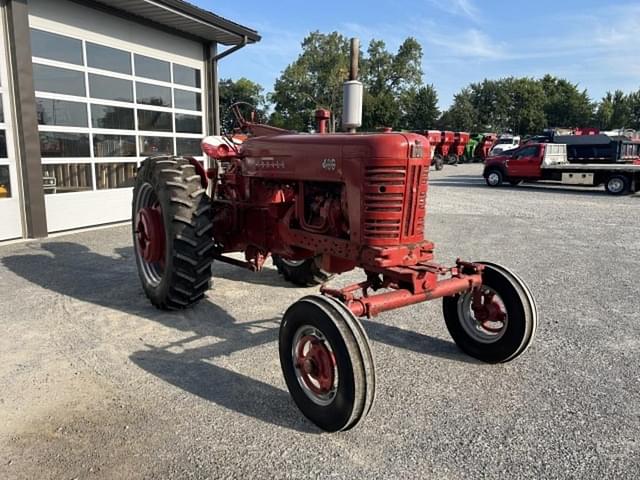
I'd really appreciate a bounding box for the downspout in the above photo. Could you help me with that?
[207,36,248,136]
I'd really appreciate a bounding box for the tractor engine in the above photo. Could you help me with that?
[205,132,429,273]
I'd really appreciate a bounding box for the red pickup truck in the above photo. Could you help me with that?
[483,143,640,195]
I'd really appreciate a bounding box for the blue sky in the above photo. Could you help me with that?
[194,0,640,109]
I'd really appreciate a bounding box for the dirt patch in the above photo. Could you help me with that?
[1,370,162,480]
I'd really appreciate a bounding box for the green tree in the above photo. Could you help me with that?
[610,89,631,129]
[270,33,427,132]
[361,38,424,130]
[468,79,511,132]
[269,31,350,132]
[594,92,614,129]
[540,75,593,127]
[627,90,640,130]
[438,88,478,131]
[504,77,546,134]
[401,84,440,130]
[218,77,266,132]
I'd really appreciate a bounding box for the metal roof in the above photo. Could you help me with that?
[87,0,260,45]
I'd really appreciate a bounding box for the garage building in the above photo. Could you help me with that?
[0,0,259,241]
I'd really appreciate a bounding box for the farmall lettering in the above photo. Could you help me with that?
[132,105,537,433]
[254,157,285,170]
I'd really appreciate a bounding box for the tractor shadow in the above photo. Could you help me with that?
[212,258,296,287]
[364,320,479,364]
[2,240,478,427]
[429,175,612,197]
[1,241,312,432]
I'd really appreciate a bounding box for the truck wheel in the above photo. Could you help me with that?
[605,175,630,195]
[485,169,503,187]
[279,295,375,432]
[132,156,214,310]
[443,263,537,363]
[447,154,459,165]
[433,154,444,171]
[273,255,334,286]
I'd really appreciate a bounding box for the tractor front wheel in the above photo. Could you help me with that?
[132,156,214,310]
[442,263,537,363]
[279,295,375,431]
[273,255,333,286]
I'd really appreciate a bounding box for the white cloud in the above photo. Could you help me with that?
[425,28,507,59]
[426,0,480,21]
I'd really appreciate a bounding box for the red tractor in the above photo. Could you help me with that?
[132,107,537,432]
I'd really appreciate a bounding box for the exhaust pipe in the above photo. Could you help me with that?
[343,38,363,133]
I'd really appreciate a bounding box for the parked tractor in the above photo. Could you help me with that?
[474,133,498,162]
[425,130,444,170]
[131,42,536,431]
[451,132,470,164]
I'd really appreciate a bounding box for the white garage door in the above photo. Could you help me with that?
[29,2,206,233]
[0,17,23,241]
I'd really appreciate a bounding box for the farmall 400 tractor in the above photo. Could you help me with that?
[132,60,537,432]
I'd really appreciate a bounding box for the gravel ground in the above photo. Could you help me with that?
[0,164,638,479]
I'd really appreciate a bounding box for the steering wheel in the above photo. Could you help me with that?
[226,101,258,134]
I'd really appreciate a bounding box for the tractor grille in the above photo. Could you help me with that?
[403,164,427,237]
[362,163,427,244]
[363,166,406,241]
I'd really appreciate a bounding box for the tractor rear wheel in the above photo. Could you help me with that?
[273,255,333,286]
[279,295,375,431]
[442,263,537,363]
[132,156,214,310]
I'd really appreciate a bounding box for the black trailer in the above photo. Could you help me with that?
[553,134,640,164]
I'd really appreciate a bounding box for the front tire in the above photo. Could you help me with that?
[447,154,459,165]
[279,295,375,432]
[132,156,214,310]
[443,263,537,363]
[273,255,333,286]
[485,169,503,187]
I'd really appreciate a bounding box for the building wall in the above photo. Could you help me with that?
[25,0,207,233]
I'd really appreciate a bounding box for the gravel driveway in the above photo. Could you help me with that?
[1,164,638,479]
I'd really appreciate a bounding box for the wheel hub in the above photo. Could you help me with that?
[472,289,506,333]
[294,334,336,400]
[135,205,165,263]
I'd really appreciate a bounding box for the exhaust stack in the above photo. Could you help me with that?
[343,38,363,132]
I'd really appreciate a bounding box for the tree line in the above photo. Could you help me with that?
[219,31,640,135]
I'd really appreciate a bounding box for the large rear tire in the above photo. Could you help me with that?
[443,263,537,363]
[132,156,214,310]
[279,295,375,432]
[273,255,333,287]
